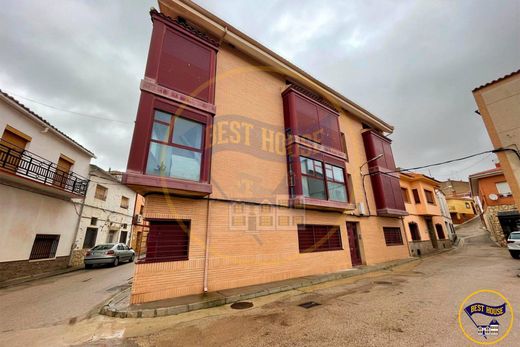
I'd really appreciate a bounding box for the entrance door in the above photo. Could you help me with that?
[426,219,438,249]
[346,222,362,266]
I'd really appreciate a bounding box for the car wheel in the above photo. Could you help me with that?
[130,255,135,263]
[510,251,520,259]
[85,264,93,269]
[113,257,119,267]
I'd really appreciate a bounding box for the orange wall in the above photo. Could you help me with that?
[477,174,515,208]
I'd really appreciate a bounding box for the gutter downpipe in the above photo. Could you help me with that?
[68,181,89,267]
[203,198,211,293]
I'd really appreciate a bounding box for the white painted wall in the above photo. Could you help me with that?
[0,100,92,178]
[73,168,136,250]
[0,97,93,263]
[0,180,80,261]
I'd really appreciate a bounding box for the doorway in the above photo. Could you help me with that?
[426,218,438,249]
[346,222,362,266]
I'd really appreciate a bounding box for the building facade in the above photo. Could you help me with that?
[130,194,147,255]
[70,165,137,266]
[469,165,519,246]
[473,70,520,211]
[446,197,477,224]
[0,90,94,282]
[439,179,471,198]
[436,189,457,242]
[400,173,452,256]
[123,1,410,304]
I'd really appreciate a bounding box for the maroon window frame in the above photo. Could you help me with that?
[424,189,435,204]
[435,224,446,240]
[300,156,348,202]
[383,227,403,246]
[297,224,343,253]
[412,189,421,204]
[144,220,190,263]
[408,223,421,241]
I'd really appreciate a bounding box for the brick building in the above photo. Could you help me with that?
[400,173,452,256]
[123,0,410,304]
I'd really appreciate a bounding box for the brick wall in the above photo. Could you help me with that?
[0,256,69,283]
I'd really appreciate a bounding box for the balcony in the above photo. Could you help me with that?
[0,142,89,197]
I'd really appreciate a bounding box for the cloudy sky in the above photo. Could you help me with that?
[1,0,519,180]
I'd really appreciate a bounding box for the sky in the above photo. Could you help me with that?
[0,0,519,181]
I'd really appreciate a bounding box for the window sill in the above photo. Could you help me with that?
[385,243,405,247]
[290,196,354,212]
[28,257,57,262]
[123,171,211,197]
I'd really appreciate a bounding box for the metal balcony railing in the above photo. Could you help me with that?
[0,141,89,196]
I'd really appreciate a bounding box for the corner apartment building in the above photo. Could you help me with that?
[469,164,519,245]
[473,70,520,211]
[400,173,452,256]
[69,165,137,266]
[123,1,410,304]
[0,90,94,282]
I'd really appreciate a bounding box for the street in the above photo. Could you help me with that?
[0,262,134,333]
[1,218,519,346]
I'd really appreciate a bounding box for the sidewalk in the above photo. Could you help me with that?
[100,254,448,319]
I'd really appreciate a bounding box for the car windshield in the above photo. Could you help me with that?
[509,233,520,240]
[92,244,115,250]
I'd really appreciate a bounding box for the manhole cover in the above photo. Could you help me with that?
[230,301,254,309]
[299,301,321,309]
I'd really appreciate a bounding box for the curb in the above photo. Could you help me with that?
[100,256,422,319]
[0,266,83,289]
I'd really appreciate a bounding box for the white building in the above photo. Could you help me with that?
[436,189,457,242]
[70,165,136,266]
[0,90,94,282]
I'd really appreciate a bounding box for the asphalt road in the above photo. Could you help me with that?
[0,261,134,333]
[1,219,519,346]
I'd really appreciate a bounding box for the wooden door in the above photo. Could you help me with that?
[426,219,438,249]
[0,128,29,173]
[53,155,73,187]
[346,222,362,266]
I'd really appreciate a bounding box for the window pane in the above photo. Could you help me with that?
[146,143,201,181]
[300,157,311,174]
[172,117,203,149]
[171,147,201,181]
[154,110,171,123]
[302,176,326,199]
[328,182,347,202]
[325,164,333,180]
[151,122,170,142]
[332,166,345,183]
[314,161,323,177]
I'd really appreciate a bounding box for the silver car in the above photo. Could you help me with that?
[507,231,520,259]
[84,243,135,268]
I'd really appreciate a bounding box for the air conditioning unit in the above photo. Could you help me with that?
[133,214,143,224]
[357,202,368,216]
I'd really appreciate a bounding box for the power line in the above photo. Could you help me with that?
[3,89,133,124]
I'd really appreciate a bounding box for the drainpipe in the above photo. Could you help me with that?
[203,198,212,293]
[68,183,89,267]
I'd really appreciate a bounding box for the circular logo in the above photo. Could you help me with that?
[458,289,514,345]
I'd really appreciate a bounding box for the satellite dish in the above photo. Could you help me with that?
[489,194,498,201]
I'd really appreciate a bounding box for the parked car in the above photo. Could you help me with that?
[84,243,135,268]
[507,231,520,259]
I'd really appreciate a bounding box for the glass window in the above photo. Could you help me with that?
[172,117,203,149]
[302,176,326,199]
[146,110,204,182]
[328,182,347,202]
[151,122,169,142]
[332,166,344,183]
[496,182,512,195]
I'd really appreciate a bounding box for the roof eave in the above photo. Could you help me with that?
[158,0,394,134]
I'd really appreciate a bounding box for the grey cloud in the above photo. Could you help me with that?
[1,0,519,180]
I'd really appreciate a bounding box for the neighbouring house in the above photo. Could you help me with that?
[473,70,520,211]
[469,164,520,246]
[446,197,477,224]
[69,165,137,266]
[436,189,457,242]
[130,194,147,256]
[123,1,410,304]
[400,172,452,256]
[0,90,94,282]
[439,179,471,198]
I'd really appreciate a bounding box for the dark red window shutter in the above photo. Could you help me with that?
[157,30,212,102]
[297,225,342,253]
[146,220,190,262]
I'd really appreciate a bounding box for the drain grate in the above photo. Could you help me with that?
[299,301,321,309]
[231,301,254,309]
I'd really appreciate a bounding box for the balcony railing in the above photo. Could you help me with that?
[0,142,89,196]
